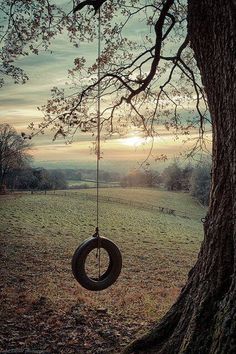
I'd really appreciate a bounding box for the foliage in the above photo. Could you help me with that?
[48,169,68,190]
[7,167,34,190]
[0,0,78,87]
[161,161,210,204]
[162,162,183,191]
[190,162,211,205]
[121,169,161,187]
[0,124,67,192]
[6,166,68,192]
[181,164,194,191]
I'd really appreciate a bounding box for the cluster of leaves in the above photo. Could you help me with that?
[0,0,79,86]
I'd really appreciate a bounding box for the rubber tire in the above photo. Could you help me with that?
[71,237,122,291]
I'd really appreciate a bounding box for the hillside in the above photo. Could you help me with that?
[0,188,206,353]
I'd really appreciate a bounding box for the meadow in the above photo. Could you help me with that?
[0,188,206,353]
[67,180,120,188]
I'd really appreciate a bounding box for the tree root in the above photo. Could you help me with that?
[122,297,185,354]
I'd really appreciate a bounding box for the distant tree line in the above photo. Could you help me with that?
[0,123,67,194]
[121,161,211,206]
[61,169,82,181]
[120,170,161,188]
[58,168,120,183]
[6,167,68,193]
[1,123,211,203]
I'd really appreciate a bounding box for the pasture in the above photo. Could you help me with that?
[0,188,206,353]
[67,180,120,188]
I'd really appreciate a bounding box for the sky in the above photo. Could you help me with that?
[0,2,211,173]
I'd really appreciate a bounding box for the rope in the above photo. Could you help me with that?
[96,8,101,280]
[96,7,101,232]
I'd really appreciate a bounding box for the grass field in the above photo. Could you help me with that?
[67,179,120,188]
[0,188,206,353]
[67,179,97,187]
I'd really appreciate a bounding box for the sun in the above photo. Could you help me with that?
[121,136,146,147]
[121,135,153,147]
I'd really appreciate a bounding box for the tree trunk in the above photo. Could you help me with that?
[124,1,236,353]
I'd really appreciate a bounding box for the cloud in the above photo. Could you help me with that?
[28,128,211,167]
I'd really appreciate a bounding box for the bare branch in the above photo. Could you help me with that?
[73,0,107,14]
[126,0,175,102]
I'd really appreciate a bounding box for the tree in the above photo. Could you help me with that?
[0,123,31,192]
[121,170,148,187]
[68,2,236,353]
[123,2,236,353]
[190,163,211,205]
[145,169,162,187]
[28,173,40,193]
[101,171,112,182]
[1,1,236,353]
[181,163,193,192]
[162,162,183,191]
[49,170,68,191]
[37,169,53,194]
[6,167,33,190]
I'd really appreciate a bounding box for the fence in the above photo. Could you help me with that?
[81,194,190,219]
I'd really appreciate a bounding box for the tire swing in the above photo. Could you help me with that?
[71,8,122,291]
[72,229,122,291]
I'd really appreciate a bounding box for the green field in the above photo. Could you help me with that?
[67,179,120,188]
[67,179,97,187]
[0,188,206,353]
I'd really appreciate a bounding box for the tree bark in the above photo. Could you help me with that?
[124,1,236,353]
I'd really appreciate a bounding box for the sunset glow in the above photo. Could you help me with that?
[121,136,152,147]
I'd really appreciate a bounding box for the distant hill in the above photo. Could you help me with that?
[33,159,169,173]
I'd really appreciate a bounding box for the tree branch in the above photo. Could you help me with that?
[73,0,107,14]
[126,0,175,103]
